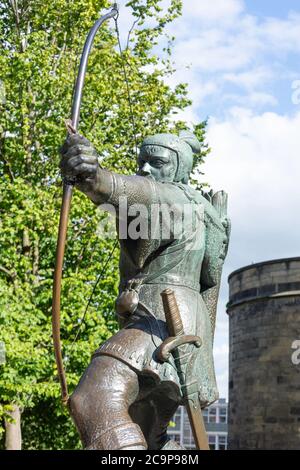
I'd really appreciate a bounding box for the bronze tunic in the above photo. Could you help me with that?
[93,171,227,407]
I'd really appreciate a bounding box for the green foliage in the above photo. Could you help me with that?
[0,0,209,448]
[21,400,81,450]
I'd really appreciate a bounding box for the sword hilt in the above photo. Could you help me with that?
[161,288,184,337]
[158,289,201,363]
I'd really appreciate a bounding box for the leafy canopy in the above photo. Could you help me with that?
[0,0,209,449]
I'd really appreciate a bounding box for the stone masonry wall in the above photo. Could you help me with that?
[228,258,300,450]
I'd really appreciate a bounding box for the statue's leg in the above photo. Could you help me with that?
[68,355,147,450]
[129,384,185,450]
[152,394,185,450]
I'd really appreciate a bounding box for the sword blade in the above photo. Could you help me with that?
[161,289,210,450]
[186,397,210,450]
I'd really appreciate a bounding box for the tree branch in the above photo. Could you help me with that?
[32,237,39,285]
[51,32,68,74]
[0,265,17,281]
[126,19,139,50]
[0,133,15,181]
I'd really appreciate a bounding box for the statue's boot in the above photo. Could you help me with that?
[85,423,147,450]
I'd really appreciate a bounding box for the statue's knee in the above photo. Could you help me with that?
[68,372,129,440]
[68,388,94,446]
[68,388,86,422]
[68,355,140,448]
[68,357,112,419]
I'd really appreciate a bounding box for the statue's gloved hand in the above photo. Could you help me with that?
[59,134,101,195]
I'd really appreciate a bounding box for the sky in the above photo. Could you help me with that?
[114,0,300,399]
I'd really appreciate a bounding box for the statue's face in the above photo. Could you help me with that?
[137,145,177,182]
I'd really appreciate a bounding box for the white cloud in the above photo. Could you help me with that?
[246,92,278,106]
[164,2,300,111]
[208,108,300,398]
[182,0,245,24]
[262,12,300,52]
[171,106,200,126]
[174,6,300,64]
[112,1,300,113]
[223,67,274,90]
[223,91,278,107]
[166,68,218,115]
[204,106,300,269]
[172,33,256,72]
[213,337,229,399]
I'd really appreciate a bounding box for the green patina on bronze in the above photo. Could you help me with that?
[140,131,201,184]
[60,127,230,450]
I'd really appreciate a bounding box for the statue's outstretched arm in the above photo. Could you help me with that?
[60,133,156,208]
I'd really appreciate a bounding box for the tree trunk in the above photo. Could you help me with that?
[5,405,22,450]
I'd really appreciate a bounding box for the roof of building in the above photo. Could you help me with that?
[228,257,300,281]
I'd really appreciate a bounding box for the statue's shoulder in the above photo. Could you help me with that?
[157,181,206,204]
[177,185,225,230]
[155,181,190,204]
[155,183,227,231]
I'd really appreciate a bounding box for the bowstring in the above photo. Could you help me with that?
[69,239,119,349]
[114,15,139,161]
[66,14,139,356]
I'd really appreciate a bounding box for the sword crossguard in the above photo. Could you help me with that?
[157,334,201,363]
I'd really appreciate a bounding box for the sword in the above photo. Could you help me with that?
[158,288,210,450]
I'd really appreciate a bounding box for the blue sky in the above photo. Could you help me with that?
[245,0,300,18]
[116,0,300,399]
[167,0,300,120]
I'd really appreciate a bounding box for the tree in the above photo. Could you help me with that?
[0,0,209,449]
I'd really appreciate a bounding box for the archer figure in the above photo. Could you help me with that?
[59,130,230,450]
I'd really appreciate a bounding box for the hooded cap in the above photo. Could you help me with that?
[140,131,201,183]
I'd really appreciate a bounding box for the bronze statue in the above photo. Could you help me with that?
[52,4,230,451]
[58,130,230,450]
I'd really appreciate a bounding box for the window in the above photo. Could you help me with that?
[208,407,216,423]
[168,433,181,445]
[183,433,195,450]
[168,404,228,451]
[183,418,195,450]
[219,407,227,423]
[208,435,216,450]
[218,435,227,451]
[202,409,208,423]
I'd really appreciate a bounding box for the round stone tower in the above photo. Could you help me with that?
[227,257,300,450]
